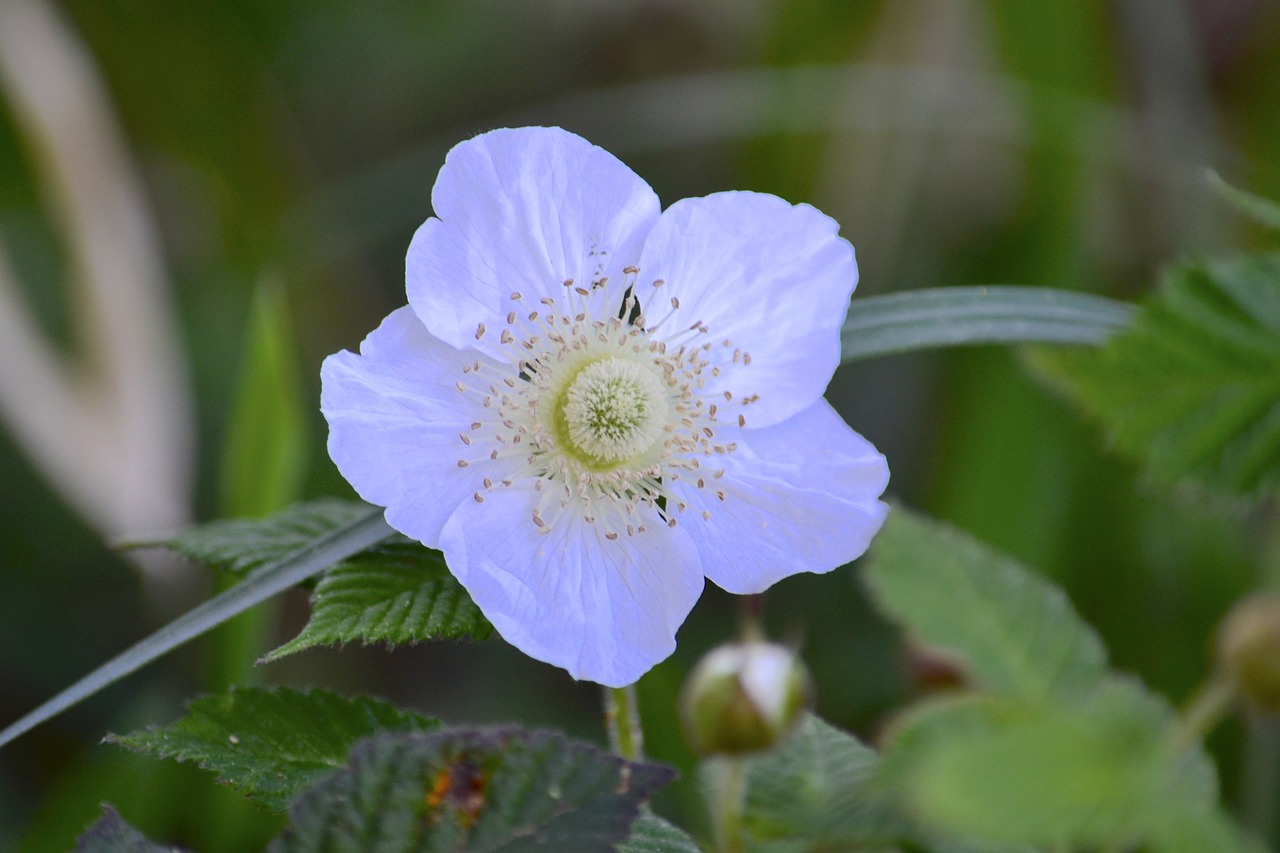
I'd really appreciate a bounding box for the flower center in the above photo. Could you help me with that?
[559,357,668,468]
[454,272,753,537]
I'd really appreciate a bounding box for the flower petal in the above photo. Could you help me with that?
[439,487,704,686]
[636,191,857,426]
[670,399,888,594]
[407,126,661,356]
[321,306,519,547]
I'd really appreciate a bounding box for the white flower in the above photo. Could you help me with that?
[321,127,889,687]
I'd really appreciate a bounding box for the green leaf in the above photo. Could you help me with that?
[126,498,379,580]
[617,814,703,853]
[1034,254,1280,500]
[1207,171,1280,231]
[878,680,1255,852]
[218,280,310,519]
[130,498,490,656]
[74,805,188,853]
[732,714,907,849]
[863,507,1108,701]
[108,687,438,812]
[270,728,675,852]
[0,504,392,748]
[840,286,1134,362]
[264,539,492,660]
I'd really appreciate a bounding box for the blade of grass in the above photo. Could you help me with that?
[840,286,1134,362]
[0,507,392,749]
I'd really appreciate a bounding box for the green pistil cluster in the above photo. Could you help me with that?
[558,357,668,469]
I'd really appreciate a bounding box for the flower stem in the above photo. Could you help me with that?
[1175,676,1234,749]
[1242,706,1280,842]
[604,683,643,761]
[710,756,748,853]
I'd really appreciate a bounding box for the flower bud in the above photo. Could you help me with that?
[680,641,813,755]
[1217,595,1280,711]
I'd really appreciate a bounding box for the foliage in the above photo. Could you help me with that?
[1035,253,1280,501]
[263,537,492,660]
[108,687,439,811]
[864,506,1108,700]
[271,728,673,852]
[863,509,1257,852]
[74,806,191,853]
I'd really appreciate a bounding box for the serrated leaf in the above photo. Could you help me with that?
[1034,254,1280,500]
[264,540,492,660]
[617,814,703,853]
[74,805,190,853]
[731,714,907,849]
[126,499,377,579]
[128,498,490,655]
[840,286,1133,362]
[0,504,392,749]
[878,680,1255,852]
[864,508,1108,701]
[108,687,438,812]
[270,728,675,853]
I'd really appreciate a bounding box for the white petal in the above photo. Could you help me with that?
[439,488,705,686]
[407,127,661,356]
[321,306,518,547]
[637,191,857,426]
[671,399,888,594]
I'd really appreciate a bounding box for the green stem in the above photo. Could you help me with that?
[1242,705,1280,841]
[1174,676,1234,749]
[604,684,643,761]
[710,756,747,853]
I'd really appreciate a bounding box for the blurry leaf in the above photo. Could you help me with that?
[1207,171,1280,231]
[270,728,675,852]
[617,814,703,853]
[108,687,438,812]
[74,804,189,853]
[0,504,392,749]
[264,539,491,660]
[840,286,1133,362]
[864,508,1108,700]
[730,714,909,850]
[211,282,311,689]
[1034,255,1280,500]
[126,498,378,579]
[878,680,1254,852]
[218,280,310,519]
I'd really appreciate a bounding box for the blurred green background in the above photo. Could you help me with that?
[1,1,1278,849]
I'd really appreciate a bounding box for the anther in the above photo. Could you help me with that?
[459,433,472,445]
[473,492,485,503]
[457,460,469,468]
[475,323,486,340]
